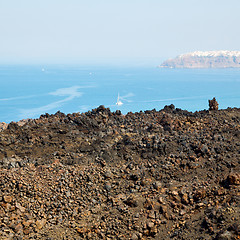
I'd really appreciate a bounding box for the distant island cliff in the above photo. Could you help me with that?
[160,50,240,68]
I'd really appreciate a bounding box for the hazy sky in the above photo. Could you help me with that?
[0,0,239,65]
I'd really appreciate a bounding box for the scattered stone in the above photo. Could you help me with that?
[216,230,233,240]
[124,195,138,207]
[3,195,13,203]
[227,172,240,185]
[35,219,46,230]
[131,233,139,240]
[105,182,112,191]
[153,181,162,190]
[0,106,239,239]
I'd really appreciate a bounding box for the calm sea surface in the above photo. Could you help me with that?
[0,65,239,123]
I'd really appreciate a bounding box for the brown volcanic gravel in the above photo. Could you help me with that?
[0,105,239,239]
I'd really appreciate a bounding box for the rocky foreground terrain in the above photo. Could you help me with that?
[0,104,239,239]
[160,51,240,68]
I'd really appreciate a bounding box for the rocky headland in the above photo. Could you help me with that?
[0,104,239,239]
[160,51,240,68]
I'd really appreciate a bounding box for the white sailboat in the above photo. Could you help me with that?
[116,93,123,106]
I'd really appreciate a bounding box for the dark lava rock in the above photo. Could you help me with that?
[0,106,239,240]
[209,97,219,111]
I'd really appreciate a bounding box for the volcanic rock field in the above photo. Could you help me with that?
[0,104,239,239]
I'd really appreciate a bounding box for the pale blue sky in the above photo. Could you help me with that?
[0,0,239,66]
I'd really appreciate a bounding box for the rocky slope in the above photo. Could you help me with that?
[0,105,239,239]
[160,51,240,68]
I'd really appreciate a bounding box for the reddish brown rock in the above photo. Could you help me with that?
[227,172,240,185]
[3,195,13,203]
[0,106,239,240]
[209,97,219,111]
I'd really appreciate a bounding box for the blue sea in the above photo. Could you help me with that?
[0,65,240,123]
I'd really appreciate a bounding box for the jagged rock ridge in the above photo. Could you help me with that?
[160,50,240,68]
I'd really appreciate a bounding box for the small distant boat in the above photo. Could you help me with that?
[42,68,45,72]
[116,93,123,106]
